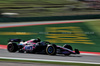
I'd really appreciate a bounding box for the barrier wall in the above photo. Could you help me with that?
[0,14,100,22]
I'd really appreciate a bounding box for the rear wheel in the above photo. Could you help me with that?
[7,43,18,52]
[46,44,56,55]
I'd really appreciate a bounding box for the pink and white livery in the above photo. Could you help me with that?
[7,38,80,56]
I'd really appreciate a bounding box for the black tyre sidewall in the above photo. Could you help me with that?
[63,44,73,50]
[46,44,56,55]
[75,49,80,54]
[63,44,73,56]
[7,43,18,52]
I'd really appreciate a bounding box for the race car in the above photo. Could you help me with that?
[7,38,80,56]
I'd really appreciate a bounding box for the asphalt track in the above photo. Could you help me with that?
[0,61,67,66]
[0,20,100,65]
[0,49,100,64]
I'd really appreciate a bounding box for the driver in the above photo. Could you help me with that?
[32,38,41,43]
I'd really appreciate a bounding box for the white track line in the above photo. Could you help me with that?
[81,53,100,56]
[0,57,100,64]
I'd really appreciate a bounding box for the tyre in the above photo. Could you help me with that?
[75,49,80,54]
[7,43,18,52]
[46,44,56,55]
[63,44,73,56]
[63,44,73,50]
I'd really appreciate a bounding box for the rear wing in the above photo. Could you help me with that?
[8,39,22,43]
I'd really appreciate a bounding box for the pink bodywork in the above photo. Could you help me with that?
[26,40,36,44]
[22,40,36,50]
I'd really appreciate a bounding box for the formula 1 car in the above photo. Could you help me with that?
[7,38,80,56]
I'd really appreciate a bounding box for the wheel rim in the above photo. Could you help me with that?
[47,46,54,54]
[8,44,14,51]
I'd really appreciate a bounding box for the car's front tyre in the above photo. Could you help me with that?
[63,44,73,56]
[46,44,56,55]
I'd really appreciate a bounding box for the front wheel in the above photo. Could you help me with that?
[7,43,18,52]
[63,44,73,50]
[75,49,80,54]
[63,44,73,56]
[46,44,56,55]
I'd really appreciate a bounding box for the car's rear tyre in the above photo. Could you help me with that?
[7,43,18,52]
[46,44,56,55]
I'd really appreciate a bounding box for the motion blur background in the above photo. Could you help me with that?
[0,0,100,17]
[0,0,100,52]
[0,1,100,66]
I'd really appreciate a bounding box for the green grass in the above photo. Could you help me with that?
[0,0,80,8]
[0,0,78,5]
[0,59,100,66]
[84,19,100,36]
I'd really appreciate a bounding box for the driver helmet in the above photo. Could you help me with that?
[32,38,41,43]
[30,39,35,42]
